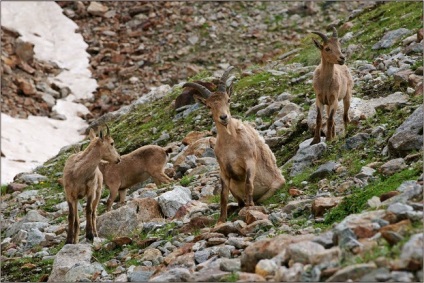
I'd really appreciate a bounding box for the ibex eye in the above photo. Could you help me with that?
[111,142,114,146]
[228,99,231,103]
[325,47,331,51]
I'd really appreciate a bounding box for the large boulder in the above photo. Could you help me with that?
[240,234,314,272]
[48,244,92,282]
[388,105,423,156]
[157,186,192,218]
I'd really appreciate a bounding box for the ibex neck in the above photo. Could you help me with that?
[320,59,335,77]
[215,118,234,137]
[80,141,102,172]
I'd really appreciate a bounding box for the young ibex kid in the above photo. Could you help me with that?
[310,26,353,145]
[99,145,172,211]
[63,126,120,244]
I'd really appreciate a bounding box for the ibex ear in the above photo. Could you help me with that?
[313,38,323,50]
[88,128,96,140]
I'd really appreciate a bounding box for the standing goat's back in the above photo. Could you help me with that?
[63,126,120,244]
[310,27,353,145]
[100,145,172,211]
[183,66,285,223]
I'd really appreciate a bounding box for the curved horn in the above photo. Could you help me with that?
[218,66,236,93]
[332,26,338,38]
[105,124,110,136]
[311,31,329,43]
[183,82,212,98]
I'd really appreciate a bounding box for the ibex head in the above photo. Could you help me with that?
[183,66,237,127]
[311,26,346,65]
[89,125,121,164]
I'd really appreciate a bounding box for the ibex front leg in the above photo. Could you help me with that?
[311,101,324,145]
[218,177,229,224]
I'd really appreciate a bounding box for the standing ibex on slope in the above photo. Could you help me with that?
[310,26,353,145]
[183,67,286,223]
[99,145,172,211]
[63,126,121,244]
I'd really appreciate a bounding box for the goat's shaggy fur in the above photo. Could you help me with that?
[183,67,285,223]
[99,145,172,211]
[63,127,120,244]
[310,27,353,145]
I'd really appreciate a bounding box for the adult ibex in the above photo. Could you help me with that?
[183,67,285,223]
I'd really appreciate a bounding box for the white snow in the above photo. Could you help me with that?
[1,2,97,184]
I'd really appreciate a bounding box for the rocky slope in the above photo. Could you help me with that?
[1,2,423,282]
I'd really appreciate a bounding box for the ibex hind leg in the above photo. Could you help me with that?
[66,200,77,244]
[343,95,351,134]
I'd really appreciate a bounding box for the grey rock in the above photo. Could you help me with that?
[149,267,191,282]
[245,103,268,116]
[25,228,46,249]
[391,271,414,282]
[16,190,38,200]
[388,105,423,156]
[87,1,108,16]
[41,93,56,107]
[359,267,391,281]
[380,158,407,175]
[399,233,423,270]
[14,173,47,184]
[257,102,284,117]
[218,245,234,258]
[255,258,278,276]
[287,241,325,264]
[219,258,241,272]
[275,263,303,282]
[387,203,413,218]
[355,166,376,181]
[310,161,338,179]
[344,133,370,150]
[290,141,327,176]
[334,227,362,252]
[383,181,423,205]
[6,222,49,238]
[327,263,377,281]
[12,229,28,245]
[64,262,105,282]
[226,237,250,249]
[201,148,216,158]
[48,244,92,282]
[276,102,301,118]
[312,230,334,249]
[97,206,141,238]
[157,186,192,218]
[276,92,293,101]
[372,28,413,49]
[127,266,154,282]
[194,250,210,264]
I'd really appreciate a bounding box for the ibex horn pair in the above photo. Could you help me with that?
[183,66,237,98]
[99,124,110,139]
[311,26,338,42]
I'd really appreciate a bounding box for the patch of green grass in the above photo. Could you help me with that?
[1,257,54,282]
[180,175,195,186]
[205,194,221,204]
[1,185,7,195]
[324,168,422,225]
[220,272,239,282]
